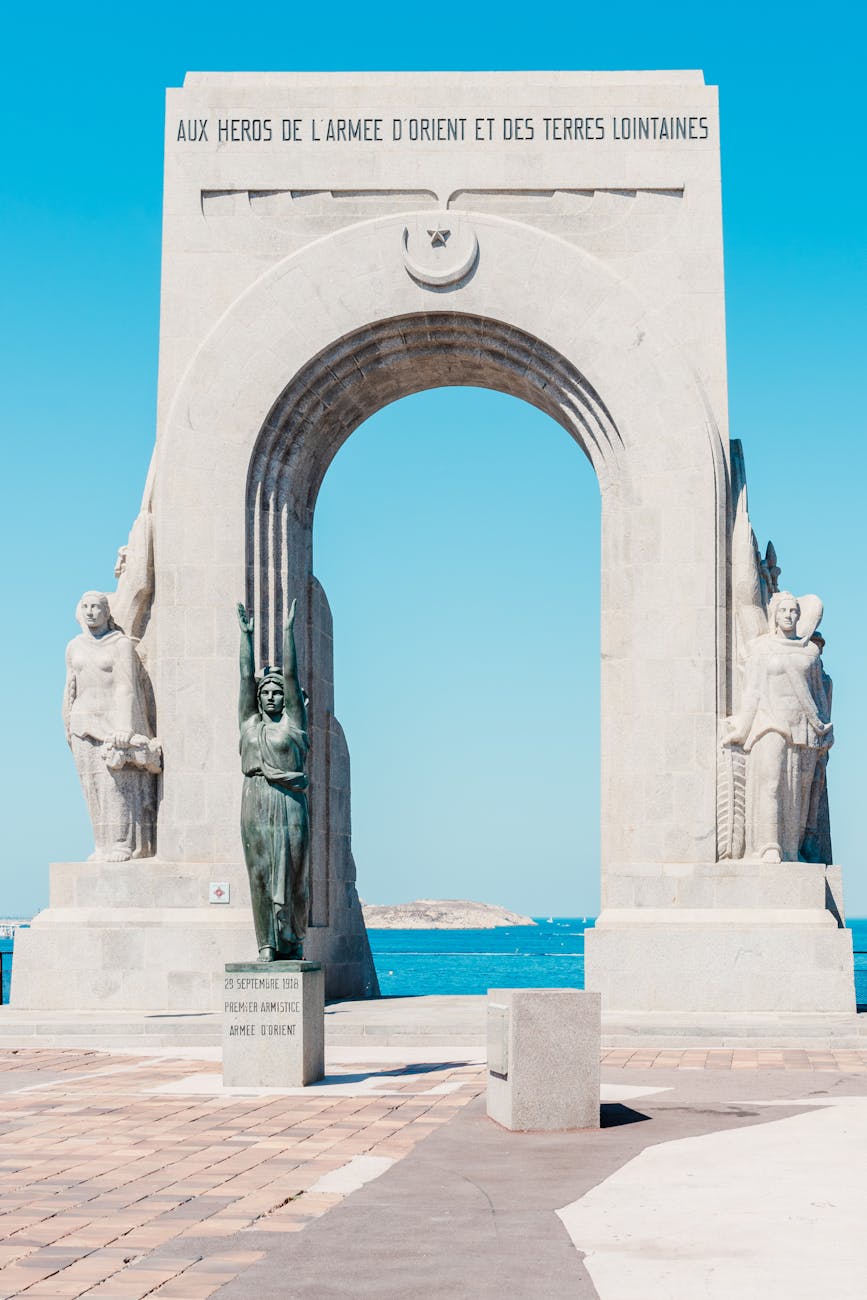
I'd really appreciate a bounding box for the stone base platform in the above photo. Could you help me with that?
[0,997,865,1052]
[11,860,254,1013]
[586,861,856,1016]
[10,859,376,1011]
[600,1010,867,1049]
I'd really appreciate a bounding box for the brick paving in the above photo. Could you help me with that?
[0,1050,483,1298]
[1,1045,866,1297]
[600,1047,867,1070]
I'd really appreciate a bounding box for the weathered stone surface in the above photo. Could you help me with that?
[11,860,254,1011]
[20,70,854,1020]
[586,915,855,1015]
[486,988,601,1131]
[64,592,161,862]
[151,71,730,1003]
[222,961,324,1087]
[722,592,833,863]
[602,860,836,911]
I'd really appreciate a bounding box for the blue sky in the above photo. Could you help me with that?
[1,2,865,916]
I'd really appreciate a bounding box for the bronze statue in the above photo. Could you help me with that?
[237,600,310,960]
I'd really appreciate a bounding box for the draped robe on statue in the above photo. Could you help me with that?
[239,712,310,952]
[736,633,832,861]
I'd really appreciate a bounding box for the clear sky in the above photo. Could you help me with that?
[1,2,864,918]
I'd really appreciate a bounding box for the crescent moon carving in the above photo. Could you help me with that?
[402,224,479,287]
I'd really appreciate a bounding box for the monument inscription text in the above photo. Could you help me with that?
[176,112,711,146]
[222,962,325,1086]
[224,972,303,1037]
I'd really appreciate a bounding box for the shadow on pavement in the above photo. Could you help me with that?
[600,1102,651,1128]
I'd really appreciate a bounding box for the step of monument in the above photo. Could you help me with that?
[0,1002,864,1053]
[601,1011,867,1050]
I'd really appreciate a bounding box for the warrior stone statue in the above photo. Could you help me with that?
[722,591,833,863]
[237,599,310,961]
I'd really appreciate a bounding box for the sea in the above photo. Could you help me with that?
[1,918,866,1005]
[368,917,867,1007]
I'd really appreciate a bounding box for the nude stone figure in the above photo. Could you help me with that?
[64,591,161,861]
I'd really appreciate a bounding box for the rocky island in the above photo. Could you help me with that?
[361,899,536,929]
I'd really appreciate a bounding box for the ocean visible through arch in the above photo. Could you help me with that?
[1,918,865,1005]
[368,917,867,1005]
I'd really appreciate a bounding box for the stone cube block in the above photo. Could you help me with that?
[486,988,600,1131]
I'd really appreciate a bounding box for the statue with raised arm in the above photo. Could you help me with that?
[722,591,833,863]
[237,600,310,961]
[64,591,161,861]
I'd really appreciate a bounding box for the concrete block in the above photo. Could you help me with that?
[585,920,855,1014]
[222,962,325,1086]
[486,988,600,1131]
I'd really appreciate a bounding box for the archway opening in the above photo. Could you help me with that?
[312,385,601,923]
[243,308,655,997]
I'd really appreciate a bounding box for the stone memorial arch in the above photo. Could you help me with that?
[13,71,854,1019]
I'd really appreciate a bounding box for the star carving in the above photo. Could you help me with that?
[427,227,451,247]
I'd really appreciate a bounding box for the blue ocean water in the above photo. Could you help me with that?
[369,917,867,1006]
[369,917,593,997]
[1,921,866,1005]
[0,939,13,1004]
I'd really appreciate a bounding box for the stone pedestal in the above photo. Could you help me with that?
[585,862,856,1015]
[486,988,601,1132]
[10,860,376,1011]
[222,961,324,1087]
[11,860,254,1011]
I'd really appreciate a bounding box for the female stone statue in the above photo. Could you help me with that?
[237,600,310,961]
[63,591,161,860]
[722,591,833,863]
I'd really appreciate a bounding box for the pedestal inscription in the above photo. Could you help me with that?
[222,961,324,1087]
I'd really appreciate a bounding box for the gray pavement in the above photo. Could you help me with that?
[204,1065,867,1299]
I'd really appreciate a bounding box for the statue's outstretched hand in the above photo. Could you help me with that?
[237,603,254,634]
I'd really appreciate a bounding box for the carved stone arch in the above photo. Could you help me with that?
[152,211,729,994]
[245,311,625,663]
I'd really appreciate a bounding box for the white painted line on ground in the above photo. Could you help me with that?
[145,1067,464,1098]
[11,1056,187,1093]
[307,1155,395,1195]
[556,1095,867,1299]
[600,1084,671,1102]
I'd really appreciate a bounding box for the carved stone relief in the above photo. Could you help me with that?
[721,443,833,864]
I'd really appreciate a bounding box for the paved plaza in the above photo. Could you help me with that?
[0,1039,865,1298]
